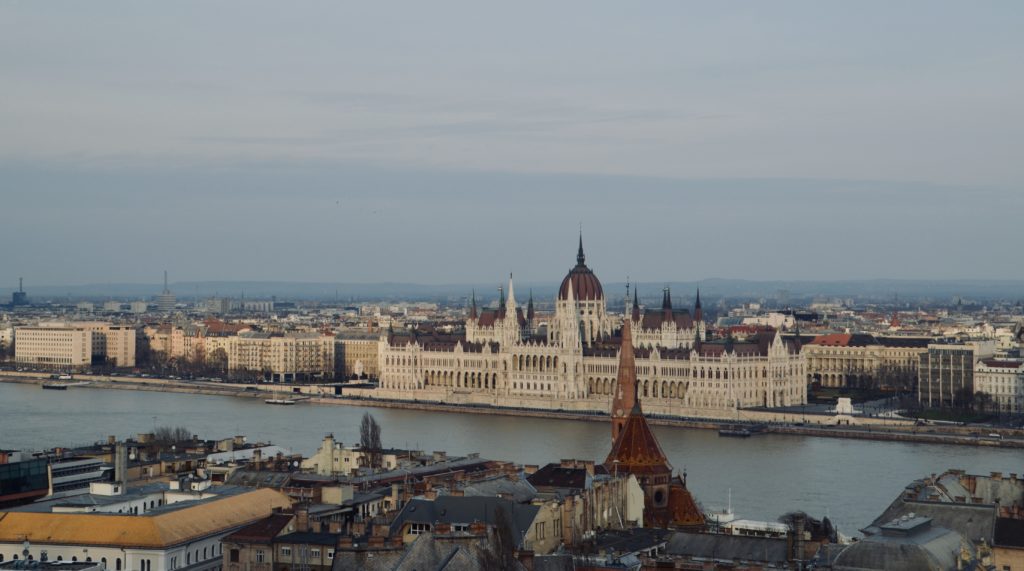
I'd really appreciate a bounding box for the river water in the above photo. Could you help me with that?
[1,382,1020,535]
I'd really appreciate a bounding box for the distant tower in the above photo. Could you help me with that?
[12,277,28,307]
[157,270,176,312]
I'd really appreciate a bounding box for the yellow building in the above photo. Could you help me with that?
[229,331,335,382]
[336,336,379,379]
[0,487,291,571]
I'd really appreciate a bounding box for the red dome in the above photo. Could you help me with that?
[559,267,604,301]
[558,235,603,301]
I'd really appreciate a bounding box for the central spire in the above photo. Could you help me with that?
[577,231,586,266]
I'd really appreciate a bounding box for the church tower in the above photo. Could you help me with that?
[605,316,705,530]
[610,317,638,442]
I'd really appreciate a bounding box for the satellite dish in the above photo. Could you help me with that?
[292,460,299,467]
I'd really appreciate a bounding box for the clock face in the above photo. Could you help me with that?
[616,408,623,416]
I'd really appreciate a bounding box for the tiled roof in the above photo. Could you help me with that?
[0,488,291,548]
[223,513,294,543]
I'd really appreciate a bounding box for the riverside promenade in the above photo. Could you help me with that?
[3,371,1023,449]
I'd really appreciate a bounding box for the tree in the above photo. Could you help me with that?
[974,391,993,414]
[208,347,228,375]
[477,503,518,571]
[153,425,192,446]
[359,413,383,469]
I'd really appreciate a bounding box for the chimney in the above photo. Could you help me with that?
[372,524,390,538]
[252,449,262,467]
[524,465,539,475]
[560,459,573,468]
[583,460,595,476]
[351,522,366,536]
[115,442,128,489]
[435,522,452,535]
[469,521,487,536]
[328,521,341,534]
[433,451,446,462]
[295,504,310,532]
[337,537,353,549]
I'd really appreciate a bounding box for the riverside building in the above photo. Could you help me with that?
[364,238,807,417]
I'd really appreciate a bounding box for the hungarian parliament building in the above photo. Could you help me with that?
[365,238,807,417]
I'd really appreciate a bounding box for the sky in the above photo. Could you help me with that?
[2,1,1022,288]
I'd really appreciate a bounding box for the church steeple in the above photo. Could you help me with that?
[610,318,638,442]
[469,290,478,319]
[527,289,535,321]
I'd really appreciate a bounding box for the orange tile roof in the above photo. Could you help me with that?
[0,488,291,548]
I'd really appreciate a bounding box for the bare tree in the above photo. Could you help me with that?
[153,425,193,446]
[478,504,519,571]
[359,413,383,469]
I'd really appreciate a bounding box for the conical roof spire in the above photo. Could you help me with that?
[632,286,641,321]
[577,231,586,266]
[469,290,478,319]
[527,289,535,320]
[610,318,638,442]
[694,288,703,322]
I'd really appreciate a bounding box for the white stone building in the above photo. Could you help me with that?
[361,238,807,417]
[975,358,1024,414]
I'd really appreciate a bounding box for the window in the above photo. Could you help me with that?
[327,551,334,560]
[453,524,469,533]
[229,550,239,563]
[537,522,546,540]
[409,523,431,535]
[255,551,264,563]
[310,549,320,559]
[281,547,291,557]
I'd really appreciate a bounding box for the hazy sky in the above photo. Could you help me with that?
[2,1,1022,287]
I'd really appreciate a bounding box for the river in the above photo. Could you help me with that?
[1,382,1020,535]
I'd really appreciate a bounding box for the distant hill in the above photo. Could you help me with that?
[4,278,1022,304]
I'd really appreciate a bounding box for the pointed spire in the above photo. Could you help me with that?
[577,231,586,266]
[610,316,638,441]
[498,286,505,310]
[694,288,703,322]
[506,273,516,311]
[527,289,535,320]
[631,286,641,322]
[662,286,673,322]
[470,289,478,319]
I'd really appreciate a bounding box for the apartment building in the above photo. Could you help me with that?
[229,332,334,382]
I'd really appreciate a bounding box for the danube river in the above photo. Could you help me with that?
[1,382,1020,535]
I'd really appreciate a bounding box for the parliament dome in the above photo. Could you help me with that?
[558,236,604,301]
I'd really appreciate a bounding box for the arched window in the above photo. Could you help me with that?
[116,558,122,570]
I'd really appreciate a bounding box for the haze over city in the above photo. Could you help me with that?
[3,1,1023,286]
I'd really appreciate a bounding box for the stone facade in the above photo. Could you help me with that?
[364,240,806,417]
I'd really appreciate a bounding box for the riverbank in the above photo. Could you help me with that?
[3,373,1023,449]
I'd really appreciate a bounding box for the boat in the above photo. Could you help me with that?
[718,425,752,437]
[42,382,70,390]
[265,398,297,405]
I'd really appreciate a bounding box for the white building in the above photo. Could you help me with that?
[975,358,1024,414]
[14,322,136,369]
[362,238,807,417]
